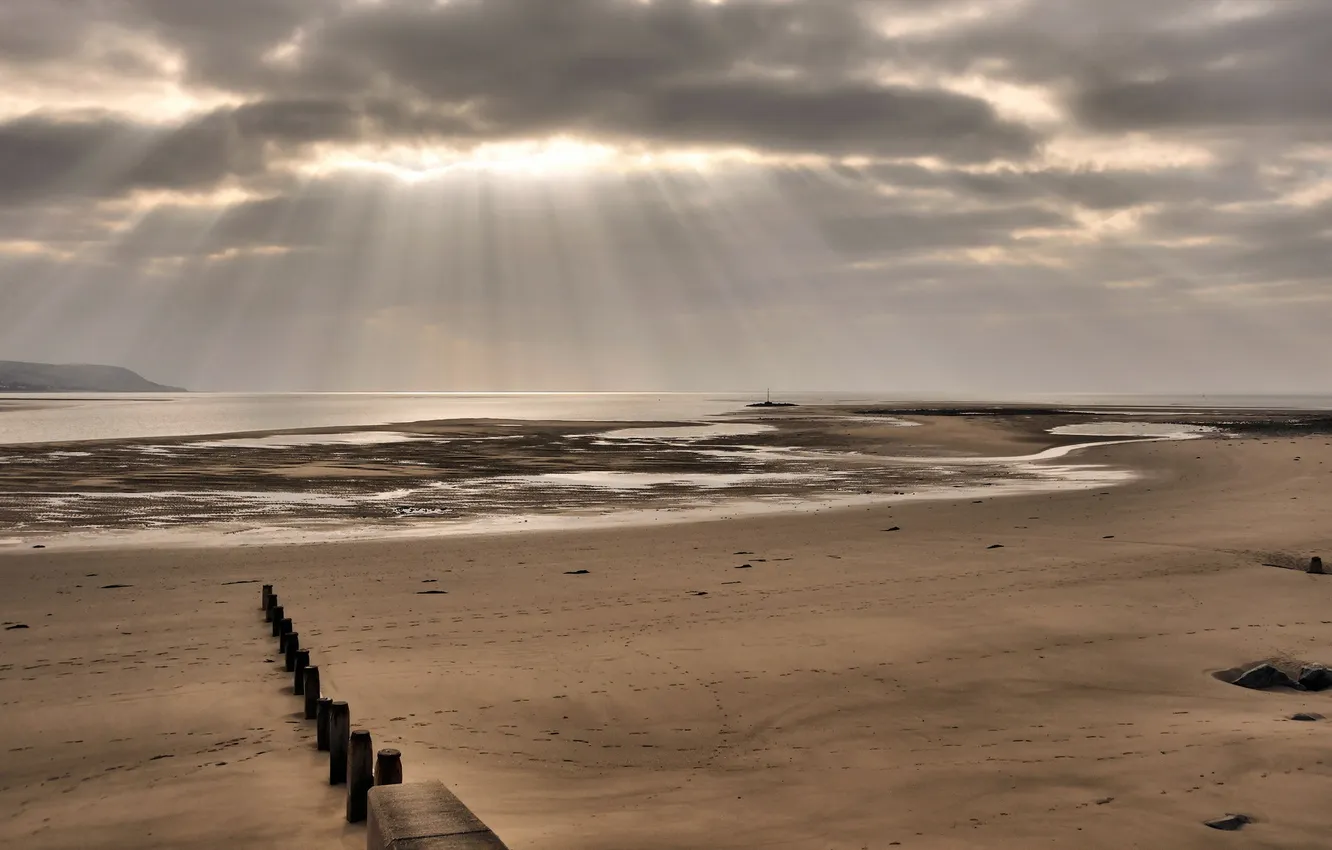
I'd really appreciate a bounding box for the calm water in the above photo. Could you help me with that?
[0,391,1328,446]
[0,393,755,445]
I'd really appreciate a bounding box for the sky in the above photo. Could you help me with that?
[0,0,1329,394]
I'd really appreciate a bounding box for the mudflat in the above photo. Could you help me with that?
[2,421,1331,849]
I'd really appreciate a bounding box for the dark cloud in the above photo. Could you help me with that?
[0,112,260,204]
[901,0,1332,135]
[820,204,1071,255]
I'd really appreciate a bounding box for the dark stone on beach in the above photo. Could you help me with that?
[421,579,437,583]
[885,527,901,532]
[32,545,45,549]
[735,564,753,569]
[1204,814,1253,831]
[1229,663,1296,690]
[1291,713,1323,722]
[1298,666,1332,691]
[5,624,29,630]
[100,584,132,589]
[564,570,591,575]
[1103,535,1115,539]
[691,591,709,596]
[734,551,754,555]
[416,590,448,595]
[1310,556,1324,575]
[987,544,1004,550]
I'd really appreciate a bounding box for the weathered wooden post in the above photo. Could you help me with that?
[303,665,320,718]
[270,606,285,637]
[265,594,279,623]
[261,584,273,610]
[316,697,333,750]
[375,748,403,786]
[293,649,311,694]
[284,633,300,671]
[1311,556,1324,575]
[347,730,374,822]
[328,701,350,785]
[277,619,293,651]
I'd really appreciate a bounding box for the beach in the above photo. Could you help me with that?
[3,412,1332,849]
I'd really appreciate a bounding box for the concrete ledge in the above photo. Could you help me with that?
[367,781,510,850]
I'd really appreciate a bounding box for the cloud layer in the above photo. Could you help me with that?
[0,0,1328,392]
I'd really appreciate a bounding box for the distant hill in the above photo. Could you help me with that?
[0,360,184,392]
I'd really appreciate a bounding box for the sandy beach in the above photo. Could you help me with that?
[3,415,1332,849]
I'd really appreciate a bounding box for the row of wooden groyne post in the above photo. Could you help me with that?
[262,584,510,848]
[262,583,397,821]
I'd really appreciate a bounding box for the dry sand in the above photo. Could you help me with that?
[3,426,1332,849]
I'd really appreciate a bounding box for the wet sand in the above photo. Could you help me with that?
[0,412,1107,545]
[2,419,1332,849]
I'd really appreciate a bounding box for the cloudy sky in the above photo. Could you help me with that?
[1,0,1329,393]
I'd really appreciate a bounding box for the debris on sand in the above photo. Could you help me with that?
[1215,660,1332,691]
[1222,663,1297,690]
[1297,665,1332,691]
[1204,814,1254,831]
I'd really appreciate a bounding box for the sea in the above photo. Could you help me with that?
[1,391,1329,446]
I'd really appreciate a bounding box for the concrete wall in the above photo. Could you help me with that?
[367,781,510,850]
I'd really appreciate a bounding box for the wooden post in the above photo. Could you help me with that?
[261,584,272,610]
[284,633,300,671]
[293,649,311,694]
[302,665,320,718]
[277,619,293,652]
[316,697,333,750]
[270,606,285,636]
[265,594,279,622]
[1311,556,1324,575]
[347,729,374,822]
[328,701,350,785]
[375,748,403,786]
